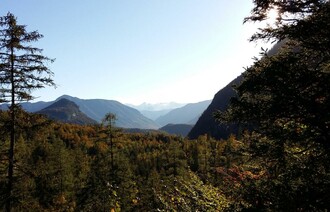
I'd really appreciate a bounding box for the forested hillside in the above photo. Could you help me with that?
[0,110,232,211]
[159,123,193,136]
[37,98,98,125]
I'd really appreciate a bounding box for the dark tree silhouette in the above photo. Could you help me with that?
[217,1,330,210]
[102,113,117,173]
[0,13,54,211]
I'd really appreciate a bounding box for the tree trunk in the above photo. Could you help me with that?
[6,45,15,212]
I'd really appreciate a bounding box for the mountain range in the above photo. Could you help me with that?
[0,86,235,138]
[129,102,186,111]
[0,95,159,129]
[139,109,173,121]
[0,72,245,137]
[129,102,187,122]
[155,100,211,127]
[55,95,158,129]
[0,95,212,132]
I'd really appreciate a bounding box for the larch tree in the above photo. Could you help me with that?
[102,113,117,173]
[0,13,55,211]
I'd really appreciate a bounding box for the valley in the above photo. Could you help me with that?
[1,94,214,137]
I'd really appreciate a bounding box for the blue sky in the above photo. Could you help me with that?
[0,0,268,104]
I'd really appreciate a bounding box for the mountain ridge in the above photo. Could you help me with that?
[37,98,98,125]
[128,102,186,111]
[55,95,159,129]
[0,95,159,129]
[188,76,242,140]
[155,100,211,127]
[187,42,285,139]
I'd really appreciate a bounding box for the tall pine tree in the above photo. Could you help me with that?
[0,13,54,211]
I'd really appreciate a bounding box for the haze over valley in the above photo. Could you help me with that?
[1,94,212,135]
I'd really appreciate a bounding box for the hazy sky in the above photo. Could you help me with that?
[0,1,268,104]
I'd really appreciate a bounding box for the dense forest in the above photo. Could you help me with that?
[1,0,330,211]
[0,110,235,211]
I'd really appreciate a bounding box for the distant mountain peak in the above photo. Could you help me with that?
[37,98,97,125]
[56,94,80,101]
[46,98,79,110]
[128,102,186,111]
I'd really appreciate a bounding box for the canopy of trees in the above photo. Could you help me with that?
[217,0,330,210]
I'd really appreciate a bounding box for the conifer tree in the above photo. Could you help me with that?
[217,0,330,210]
[102,113,117,172]
[0,13,54,211]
